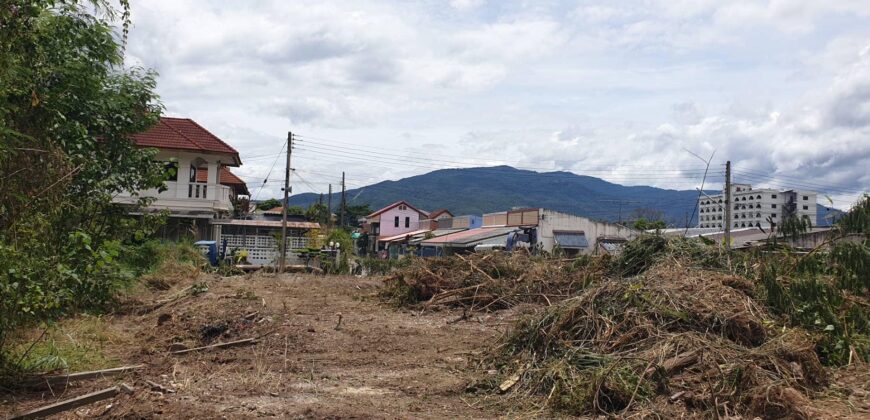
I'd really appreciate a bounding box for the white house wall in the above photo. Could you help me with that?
[538,209,638,254]
[114,150,235,215]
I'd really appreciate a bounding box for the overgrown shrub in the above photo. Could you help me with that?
[0,1,165,371]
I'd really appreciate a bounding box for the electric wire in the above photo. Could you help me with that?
[251,138,287,202]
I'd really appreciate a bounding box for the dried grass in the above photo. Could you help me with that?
[480,262,829,419]
[381,251,610,311]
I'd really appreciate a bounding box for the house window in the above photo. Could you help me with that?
[756,195,761,199]
[772,194,777,199]
[771,214,776,218]
[771,204,777,209]
[803,205,809,210]
[394,216,399,228]
[803,196,808,200]
[404,217,410,228]
[189,165,197,182]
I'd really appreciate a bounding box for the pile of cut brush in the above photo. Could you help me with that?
[477,262,832,419]
[381,251,609,311]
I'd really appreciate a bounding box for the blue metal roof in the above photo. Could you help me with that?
[554,231,588,249]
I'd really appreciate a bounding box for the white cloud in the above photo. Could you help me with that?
[121,0,869,206]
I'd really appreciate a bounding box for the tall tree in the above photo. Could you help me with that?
[0,0,165,364]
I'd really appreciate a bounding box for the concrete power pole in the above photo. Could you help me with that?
[724,160,732,252]
[327,184,333,231]
[279,132,292,272]
[340,171,347,228]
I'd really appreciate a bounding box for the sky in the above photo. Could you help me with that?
[123,0,870,207]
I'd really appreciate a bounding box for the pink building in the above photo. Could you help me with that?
[363,200,429,253]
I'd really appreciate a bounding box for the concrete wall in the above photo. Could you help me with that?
[483,212,507,227]
[114,150,233,215]
[538,209,638,254]
[699,187,818,229]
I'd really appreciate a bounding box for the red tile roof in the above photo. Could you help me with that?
[195,166,245,185]
[195,166,250,196]
[131,117,241,165]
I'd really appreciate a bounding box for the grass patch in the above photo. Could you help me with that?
[5,315,126,375]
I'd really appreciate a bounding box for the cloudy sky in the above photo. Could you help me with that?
[124,0,870,207]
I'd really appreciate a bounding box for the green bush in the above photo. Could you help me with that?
[0,1,166,372]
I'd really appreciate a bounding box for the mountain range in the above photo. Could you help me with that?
[287,166,840,227]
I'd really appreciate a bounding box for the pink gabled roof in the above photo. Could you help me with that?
[427,209,453,219]
[131,117,241,166]
[366,200,428,219]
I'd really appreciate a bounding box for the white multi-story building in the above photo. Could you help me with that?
[113,117,247,240]
[698,184,817,230]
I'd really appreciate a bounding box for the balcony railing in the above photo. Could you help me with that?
[114,181,233,212]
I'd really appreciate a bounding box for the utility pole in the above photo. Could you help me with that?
[340,171,347,228]
[724,160,732,252]
[327,184,333,231]
[279,132,292,273]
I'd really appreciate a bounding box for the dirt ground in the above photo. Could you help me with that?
[3,271,867,419]
[0,273,524,419]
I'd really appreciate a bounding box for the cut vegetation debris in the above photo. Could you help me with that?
[381,252,610,310]
[479,263,831,418]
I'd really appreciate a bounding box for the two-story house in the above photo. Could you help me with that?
[113,117,246,240]
[363,200,429,254]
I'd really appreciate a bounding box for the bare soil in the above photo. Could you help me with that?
[0,273,521,419]
[3,271,867,419]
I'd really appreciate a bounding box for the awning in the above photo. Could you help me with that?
[554,231,588,249]
[378,229,431,243]
[210,219,320,229]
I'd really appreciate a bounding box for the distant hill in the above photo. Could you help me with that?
[287,166,837,227]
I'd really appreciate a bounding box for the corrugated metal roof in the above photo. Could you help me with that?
[422,227,518,246]
[211,219,320,229]
[378,229,431,242]
[554,231,589,249]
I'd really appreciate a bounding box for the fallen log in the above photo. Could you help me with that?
[25,364,144,388]
[169,337,258,355]
[9,383,133,420]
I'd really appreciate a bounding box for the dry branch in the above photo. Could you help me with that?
[169,337,258,355]
[24,364,144,388]
[9,383,133,419]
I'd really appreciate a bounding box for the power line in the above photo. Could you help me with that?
[731,169,866,195]
[251,138,287,202]
[292,148,718,182]
[296,134,713,171]
[732,172,866,198]
[296,136,711,174]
